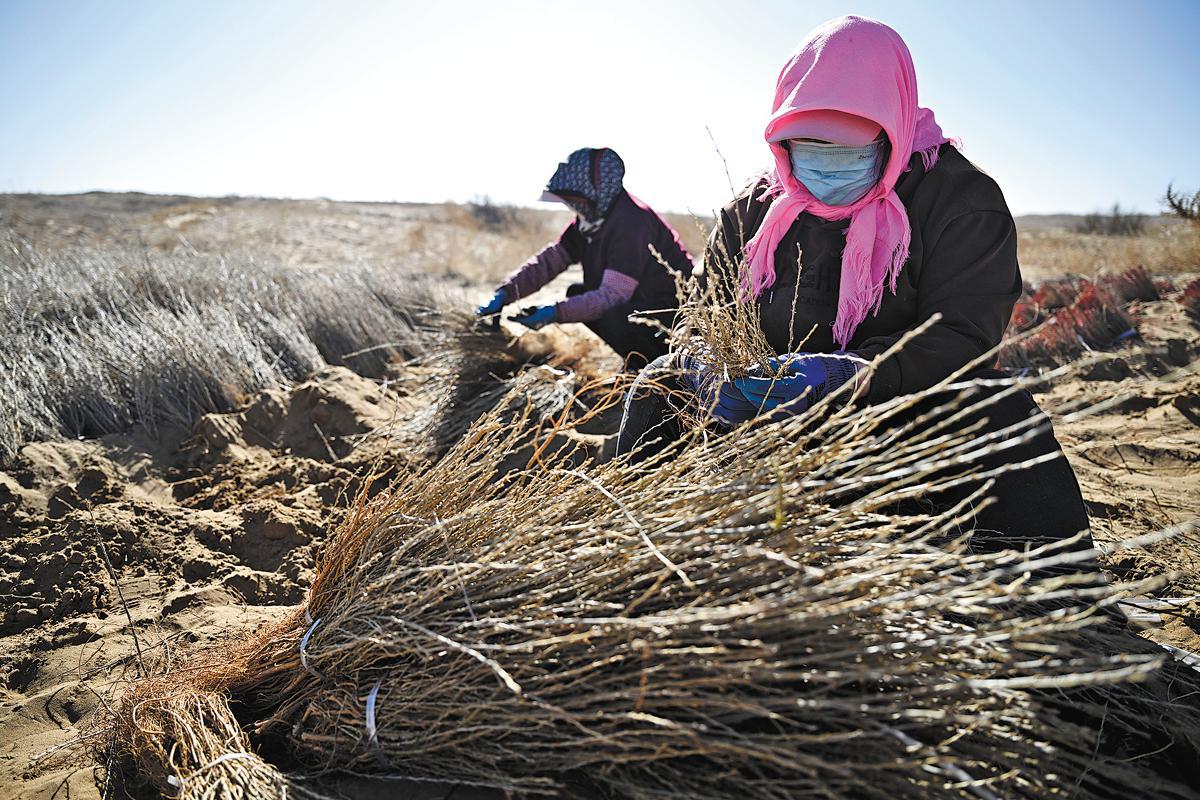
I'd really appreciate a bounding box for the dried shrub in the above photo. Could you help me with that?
[665,239,777,378]
[466,195,522,231]
[1074,204,1147,237]
[1164,184,1200,223]
[0,238,460,460]
[1032,277,1079,310]
[95,375,1200,800]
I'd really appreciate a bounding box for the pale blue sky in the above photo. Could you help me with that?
[2,0,1198,216]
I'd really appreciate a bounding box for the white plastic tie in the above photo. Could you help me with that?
[365,680,383,744]
[299,616,323,678]
[1160,641,1200,673]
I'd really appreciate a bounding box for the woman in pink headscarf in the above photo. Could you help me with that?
[619,15,1093,558]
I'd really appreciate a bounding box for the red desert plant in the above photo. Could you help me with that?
[1182,276,1200,325]
[1032,277,1079,310]
[1101,265,1160,304]
[1001,280,1138,371]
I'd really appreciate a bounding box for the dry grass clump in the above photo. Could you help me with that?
[1017,221,1200,281]
[658,227,778,380]
[0,237,462,460]
[98,369,1200,799]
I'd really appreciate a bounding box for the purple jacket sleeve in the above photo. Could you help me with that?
[498,241,575,301]
[555,269,639,323]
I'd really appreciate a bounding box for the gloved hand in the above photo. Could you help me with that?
[677,355,761,427]
[733,352,865,417]
[476,288,508,317]
[711,381,760,426]
[510,304,557,330]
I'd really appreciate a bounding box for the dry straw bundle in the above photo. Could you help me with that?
[656,222,780,379]
[105,679,287,800]
[99,360,1200,799]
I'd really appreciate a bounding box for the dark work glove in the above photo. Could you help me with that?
[733,353,865,418]
[510,304,557,330]
[677,355,760,427]
[476,288,508,317]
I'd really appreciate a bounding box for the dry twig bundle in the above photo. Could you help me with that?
[98,369,1200,799]
[660,234,779,379]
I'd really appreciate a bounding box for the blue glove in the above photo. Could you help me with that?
[476,288,508,317]
[711,381,760,426]
[677,355,760,427]
[510,304,557,330]
[733,353,864,418]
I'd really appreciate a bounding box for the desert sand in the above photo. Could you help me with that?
[0,193,1196,798]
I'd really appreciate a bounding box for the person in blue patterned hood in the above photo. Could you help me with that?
[475,147,695,371]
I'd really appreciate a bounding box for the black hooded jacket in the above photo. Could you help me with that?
[706,144,1020,403]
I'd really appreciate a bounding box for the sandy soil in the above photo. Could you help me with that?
[0,353,606,799]
[1043,295,1200,654]
[1,193,1197,798]
[0,366,410,797]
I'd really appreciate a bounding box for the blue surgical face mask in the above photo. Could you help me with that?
[787,138,887,206]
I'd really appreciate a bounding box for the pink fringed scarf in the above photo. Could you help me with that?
[742,15,952,348]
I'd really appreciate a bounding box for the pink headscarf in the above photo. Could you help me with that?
[743,15,951,348]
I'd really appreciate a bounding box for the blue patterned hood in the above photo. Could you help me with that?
[544,147,625,222]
